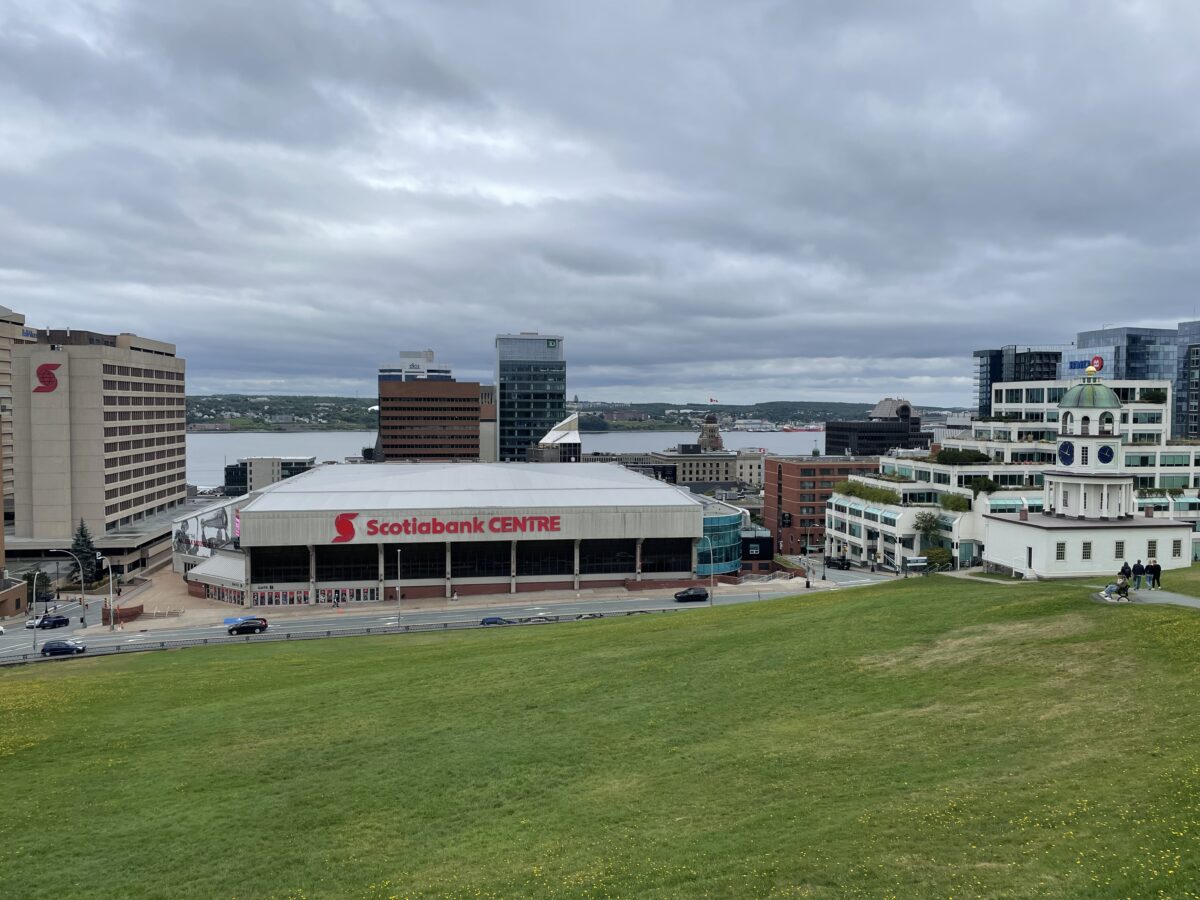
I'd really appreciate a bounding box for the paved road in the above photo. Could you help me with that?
[0,584,843,660]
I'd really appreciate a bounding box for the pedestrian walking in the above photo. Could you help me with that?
[1120,561,1132,579]
[1132,559,1145,590]
[1147,559,1162,591]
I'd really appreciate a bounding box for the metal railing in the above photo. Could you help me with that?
[0,607,688,667]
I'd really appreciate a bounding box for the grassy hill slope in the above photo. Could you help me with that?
[2,578,1199,898]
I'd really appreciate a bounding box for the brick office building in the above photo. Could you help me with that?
[763,455,878,557]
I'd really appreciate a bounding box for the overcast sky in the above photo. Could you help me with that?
[4,1,1200,405]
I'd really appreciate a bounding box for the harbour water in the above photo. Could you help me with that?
[187,430,825,488]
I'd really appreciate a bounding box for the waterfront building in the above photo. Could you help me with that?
[973,345,1067,417]
[11,328,201,574]
[223,457,317,497]
[495,333,566,462]
[825,398,929,457]
[527,413,582,463]
[698,412,723,451]
[175,462,746,606]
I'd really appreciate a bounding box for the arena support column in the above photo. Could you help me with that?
[308,545,317,604]
[635,538,643,582]
[573,539,581,590]
[445,542,453,598]
[377,543,385,603]
[510,540,517,593]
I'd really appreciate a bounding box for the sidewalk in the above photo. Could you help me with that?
[73,571,816,633]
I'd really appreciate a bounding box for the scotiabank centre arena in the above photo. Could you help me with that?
[175,463,740,607]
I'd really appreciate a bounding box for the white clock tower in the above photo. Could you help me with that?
[1047,366,1134,521]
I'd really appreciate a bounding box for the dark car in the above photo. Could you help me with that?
[41,639,86,657]
[228,617,268,635]
[480,616,515,626]
[824,556,852,571]
[36,614,71,629]
[674,586,710,603]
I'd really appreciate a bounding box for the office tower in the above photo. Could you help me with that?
[972,345,1066,417]
[12,329,187,567]
[377,350,482,461]
[494,333,566,462]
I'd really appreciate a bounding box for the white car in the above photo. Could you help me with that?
[0,624,5,635]
[24,617,40,629]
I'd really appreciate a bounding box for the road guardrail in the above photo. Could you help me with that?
[0,607,687,667]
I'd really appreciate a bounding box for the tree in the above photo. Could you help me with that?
[913,511,941,551]
[21,568,53,608]
[70,518,100,585]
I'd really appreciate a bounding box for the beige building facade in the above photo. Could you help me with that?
[13,330,188,554]
[0,306,37,514]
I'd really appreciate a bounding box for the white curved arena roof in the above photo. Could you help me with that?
[241,462,702,513]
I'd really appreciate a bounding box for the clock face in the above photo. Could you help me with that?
[1058,441,1075,466]
[1097,445,1115,465]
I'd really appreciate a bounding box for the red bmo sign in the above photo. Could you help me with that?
[333,512,562,542]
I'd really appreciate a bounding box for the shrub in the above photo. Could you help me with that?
[925,547,954,569]
[935,448,992,465]
[969,477,1000,496]
[1139,388,1168,404]
[832,480,901,506]
[939,494,971,512]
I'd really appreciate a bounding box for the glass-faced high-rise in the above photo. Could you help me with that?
[495,333,566,462]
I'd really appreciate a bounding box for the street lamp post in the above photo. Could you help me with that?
[698,534,716,606]
[51,548,87,625]
[31,571,41,654]
[97,553,115,631]
[396,547,403,616]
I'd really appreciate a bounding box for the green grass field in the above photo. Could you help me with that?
[3,576,1200,898]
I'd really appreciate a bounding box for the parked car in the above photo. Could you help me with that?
[824,556,852,571]
[36,614,71,629]
[480,616,515,626]
[41,639,86,657]
[520,615,556,624]
[575,613,603,620]
[228,617,268,635]
[674,586,710,603]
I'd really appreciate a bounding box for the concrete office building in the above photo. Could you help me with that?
[377,350,485,462]
[11,329,200,574]
[495,333,566,462]
[176,463,742,606]
[0,306,37,515]
[478,385,497,463]
[224,457,317,497]
[527,413,582,463]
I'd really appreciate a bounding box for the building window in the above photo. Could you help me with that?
[1115,540,1125,560]
[515,540,574,576]
[1082,541,1092,561]
[1055,542,1066,561]
[1147,540,1157,558]
[1081,446,1089,465]
[1173,539,1183,558]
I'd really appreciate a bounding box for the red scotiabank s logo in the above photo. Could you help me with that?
[1091,355,1104,371]
[33,363,61,393]
[332,512,359,543]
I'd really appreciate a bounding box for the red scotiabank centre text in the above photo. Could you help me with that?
[364,515,562,536]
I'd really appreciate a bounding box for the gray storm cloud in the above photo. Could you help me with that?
[3,0,1199,404]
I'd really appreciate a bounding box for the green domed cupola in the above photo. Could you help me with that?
[1058,366,1121,410]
